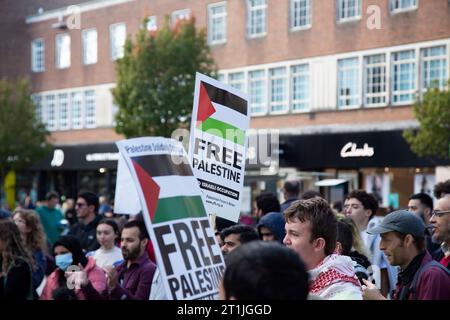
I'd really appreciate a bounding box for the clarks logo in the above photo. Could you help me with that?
[340,142,374,158]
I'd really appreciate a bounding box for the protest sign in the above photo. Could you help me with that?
[116,137,225,300]
[189,73,250,222]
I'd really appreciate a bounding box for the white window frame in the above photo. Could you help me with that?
[82,28,98,65]
[337,57,360,108]
[391,50,417,105]
[246,0,267,39]
[171,9,191,26]
[32,94,45,124]
[248,69,267,116]
[45,94,57,131]
[291,64,310,112]
[208,2,227,45]
[55,33,71,69]
[421,45,448,91]
[84,90,96,128]
[58,93,70,130]
[110,23,126,61]
[228,72,246,92]
[146,16,157,31]
[290,0,312,31]
[390,0,418,14]
[364,54,387,107]
[31,38,45,72]
[337,0,362,23]
[71,91,83,129]
[269,67,288,114]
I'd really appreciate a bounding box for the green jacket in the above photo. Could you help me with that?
[36,205,63,246]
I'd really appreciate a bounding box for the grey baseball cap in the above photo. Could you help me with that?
[367,210,425,238]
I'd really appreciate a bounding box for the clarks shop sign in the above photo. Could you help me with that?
[340,142,374,158]
[279,130,443,169]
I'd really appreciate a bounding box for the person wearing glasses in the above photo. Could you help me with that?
[362,210,450,300]
[69,191,102,252]
[430,194,450,270]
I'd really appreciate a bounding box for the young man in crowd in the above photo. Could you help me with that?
[362,210,450,300]
[280,180,300,213]
[284,197,362,299]
[69,191,103,252]
[103,220,157,300]
[220,224,259,255]
[430,194,450,269]
[344,190,397,297]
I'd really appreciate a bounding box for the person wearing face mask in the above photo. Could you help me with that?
[40,235,107,300]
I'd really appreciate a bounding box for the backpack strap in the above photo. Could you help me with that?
[409,260,450,300]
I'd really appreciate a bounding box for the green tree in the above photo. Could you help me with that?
[113,17,217,138]
[0,78,51,206]
[403,80,450,160]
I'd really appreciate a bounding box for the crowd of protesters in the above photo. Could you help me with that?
[0,179,449,300]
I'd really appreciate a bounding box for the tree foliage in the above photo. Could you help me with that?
[403,80,450,160]
[0,78,51,179]
[113,17,217,138]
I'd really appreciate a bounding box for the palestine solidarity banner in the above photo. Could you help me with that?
[116,137,225,300]
[189,72,250,222]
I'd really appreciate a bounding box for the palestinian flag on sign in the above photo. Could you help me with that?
[130,154,207,224]
[196,81,248,146]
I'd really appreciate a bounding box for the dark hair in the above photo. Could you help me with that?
[283,181,300,196]
[255,192,281,215]
[98,218,121,244]
[45,191,59,201]
[223,241,309,300]
[392,231,426,252]
[77,191,99,213]
[220,225,259,244]
[284,198,337,256]
[53,235,88,267]
[409,193,433,210]
[301,190,322,200]
[346,190,379,219]
[215,217,237,233]
[433,180,450,199]
[123,220,149,240]
[336,221,354,256]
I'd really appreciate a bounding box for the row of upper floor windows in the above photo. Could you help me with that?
[31,0,426,72]
[217,43,448,116]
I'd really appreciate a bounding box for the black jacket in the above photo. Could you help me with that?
[68,214,103,252]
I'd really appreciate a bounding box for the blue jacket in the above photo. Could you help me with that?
[257,212,286,243]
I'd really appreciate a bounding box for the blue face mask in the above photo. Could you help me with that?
[55,253,73,271]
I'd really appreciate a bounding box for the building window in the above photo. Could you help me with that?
[32,95,45,124]
[58,93,69,130]
[291,64,310,111]
[229,72,245,92]
[208,2,227,45]
[71,91,83,129]
[269,67,288,113]
[249,70,266,115]
[171,9,191,26]
[390,0,418,13]
[31,39,44,72]
[82,28,97,65]
[422,46,447,90]
[392,50,416,104]
[290,0,311,30]
[56,33,70,69]
[364,54,387,106]
[217,73,225,82]
[337,0,361,22]
[110,23,126,60]
[84,90,96,128]
[46,95,57,131]
[146,16,157,31]
[247,0,267,38]
[338,57,360,108]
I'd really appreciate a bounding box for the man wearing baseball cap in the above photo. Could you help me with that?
[362,210,450,300]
